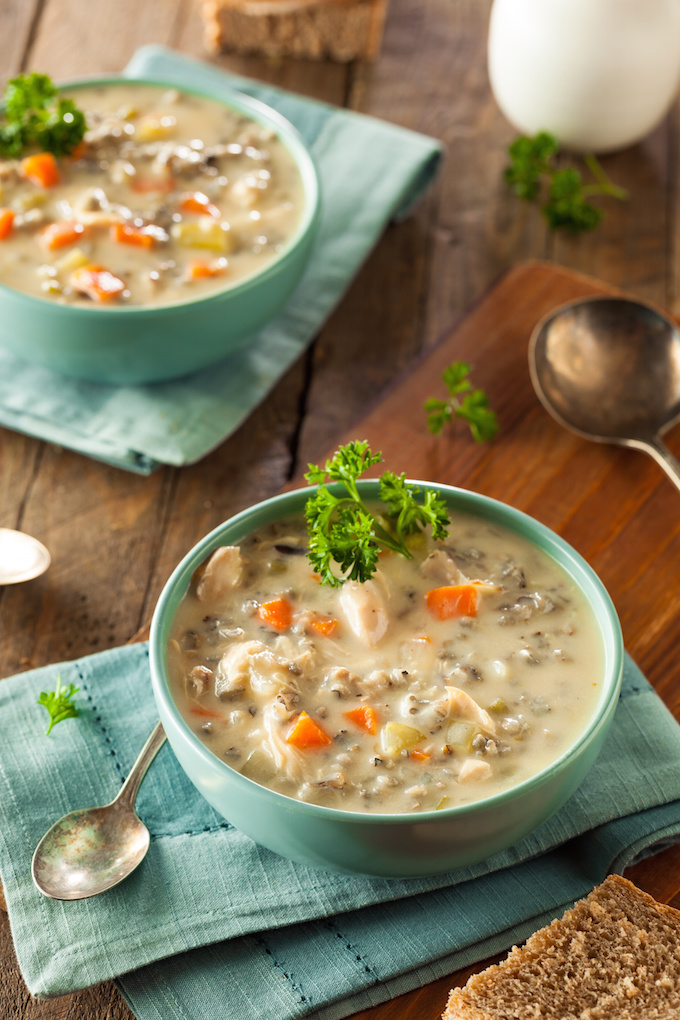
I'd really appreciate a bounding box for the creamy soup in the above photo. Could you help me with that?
[0,83,304,306]
[167,512,603,814]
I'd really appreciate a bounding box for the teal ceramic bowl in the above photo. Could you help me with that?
[0,77,320,385]
[149,481,623,878]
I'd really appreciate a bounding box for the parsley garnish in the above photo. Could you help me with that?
[37,674,81,735]
[304,440,450,586]
[424,361,499,441]
[505,131,628,233]
[0,73,86,158]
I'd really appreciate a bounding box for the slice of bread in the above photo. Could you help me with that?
[443,875,680,1019]
[200,0,390,62]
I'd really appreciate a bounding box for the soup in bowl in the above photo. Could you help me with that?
[149,481,623,877]
[0,77,320,383]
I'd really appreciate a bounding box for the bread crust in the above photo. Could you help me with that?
[200,0,390,62]
[443,875,680,1020]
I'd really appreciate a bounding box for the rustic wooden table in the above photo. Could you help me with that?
[3,1,680,1018]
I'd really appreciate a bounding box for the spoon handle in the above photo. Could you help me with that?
[641,436,680,495]
[116,720,167,811]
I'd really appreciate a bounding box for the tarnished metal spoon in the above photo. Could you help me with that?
[529,295,680,492]
[31,721,166,900]
[0,528,50,584]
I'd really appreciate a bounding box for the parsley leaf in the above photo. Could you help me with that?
[505,131,628,233]
[304,440,450,586]
[37,674,81,735]
[0,73,86,158]
[505,131,559,200]
[543,167,603,231]
[424,361,499,441]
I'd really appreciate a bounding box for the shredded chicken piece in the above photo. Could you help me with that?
[215,639,299,701]
[458,758,492,783]
[196,545,244,602]
[321,666,361,698]
[363,668,410,693]
[445,686,497,735]
[339,576,388,646]
[187,664,212,695]
[420,549,470,586]
[274,633,317,674]
[260,702,305,778]
[399,636,437,674]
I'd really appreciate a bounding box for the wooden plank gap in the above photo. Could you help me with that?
[17,0,49,72]
[287,343,318,481]
[135,467,181,634]
[11,442,46,534]
[167,0,193,50]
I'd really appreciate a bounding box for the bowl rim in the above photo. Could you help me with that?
[0,73,321,316]
[149,480,624,826]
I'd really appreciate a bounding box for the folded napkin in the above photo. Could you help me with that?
[0,46,443,474]
[1,645,680,1020]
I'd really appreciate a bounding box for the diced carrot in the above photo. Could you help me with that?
[343,705,378,735]
[179,192,221,218]
[130,174,174,194]
[70,264,126,302]
[286,710,333,750]
[425,584,479,620]
[66,140,88,161]
[189,705,222,720]
[41,219,86,250]
[409,748,430,762]
[186,259,226,279]
[306,614,339,638]
[257,596,293,632]
[21,152,60,187]
[0,209,15,240]
[111,221,155,248]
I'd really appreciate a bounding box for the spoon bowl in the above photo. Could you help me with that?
[0,528,50,585]
[529,296,680,491]
[32,721,166,900]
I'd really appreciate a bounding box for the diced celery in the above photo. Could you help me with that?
[405,530,427,553]
[136,114,176,141]
[171,217,234,252]
[239,748,276,783]
[446,720,477,751]
[381,721,426,755]
[40,279,62,295]
[55,247,90,273]
[12,190,47,212]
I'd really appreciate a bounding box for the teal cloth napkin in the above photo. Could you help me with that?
[1,645,680,1018]
[0,46,442,474]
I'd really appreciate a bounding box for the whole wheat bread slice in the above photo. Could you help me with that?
[200,0,389,61]
[443,875,680,1020]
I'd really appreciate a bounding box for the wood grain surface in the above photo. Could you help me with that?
[2,2,680,1019]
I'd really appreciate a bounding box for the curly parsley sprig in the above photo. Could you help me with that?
[424,361,499,441]
[0,72,86,158]
[37,674,81,735]
[505,131,628,233]
[304,441,450,586]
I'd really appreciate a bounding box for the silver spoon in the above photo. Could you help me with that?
[529,295,680,492]
[0,528,50,584]
[32,721,166,900]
